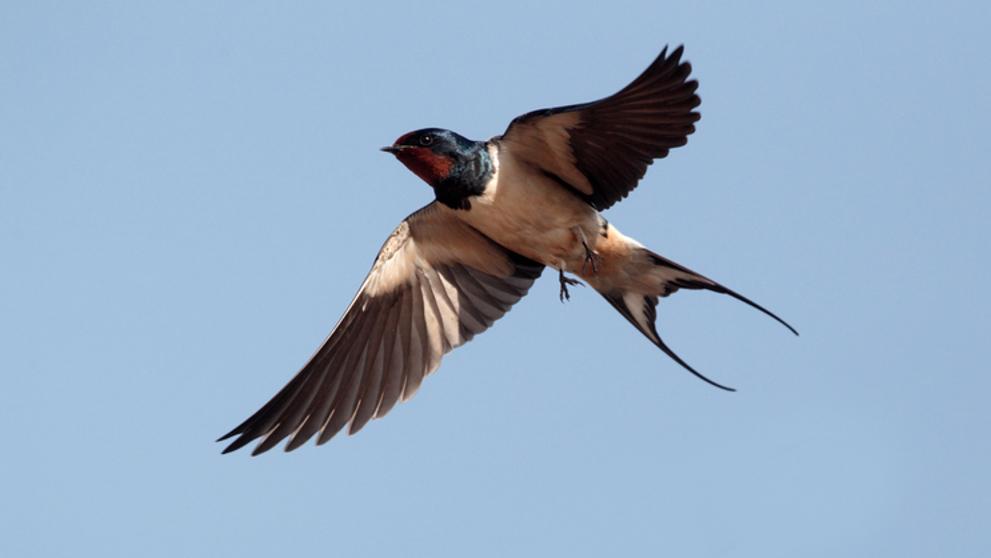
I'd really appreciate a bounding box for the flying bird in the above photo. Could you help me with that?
[219,46,797,455]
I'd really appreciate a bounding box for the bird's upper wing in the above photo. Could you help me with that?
[219,202,543,455]
[497,45,700,211]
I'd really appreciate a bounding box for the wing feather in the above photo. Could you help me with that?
[499,45,700,210]
[218,202,543,454]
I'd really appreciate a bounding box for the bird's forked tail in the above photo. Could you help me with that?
[587,243,798,391]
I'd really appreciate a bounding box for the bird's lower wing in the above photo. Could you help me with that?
[218,202,543,455]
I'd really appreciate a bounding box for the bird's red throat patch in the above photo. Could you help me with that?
[396,148,453,186]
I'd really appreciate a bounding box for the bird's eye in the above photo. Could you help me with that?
[419,135,433,146]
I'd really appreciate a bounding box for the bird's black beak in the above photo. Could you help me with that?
[380,145,403,154]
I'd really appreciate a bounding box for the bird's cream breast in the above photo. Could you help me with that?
[456,143,601,270]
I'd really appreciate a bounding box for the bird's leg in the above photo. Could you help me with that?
[558,268,583,302]
[573,226,600,274]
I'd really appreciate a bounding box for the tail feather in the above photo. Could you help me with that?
[601,291,737,392]
[593,246,797,391]
[646,251,799,336]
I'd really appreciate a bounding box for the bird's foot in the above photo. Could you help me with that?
[573,226,600,274]
[580,249,601,274]
[558,269,584,302]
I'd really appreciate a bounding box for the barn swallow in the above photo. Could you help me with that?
[219,45,797,455]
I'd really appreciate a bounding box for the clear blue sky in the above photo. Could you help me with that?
[2,2,989,556]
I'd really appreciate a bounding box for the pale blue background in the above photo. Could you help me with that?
[2,2,989,556]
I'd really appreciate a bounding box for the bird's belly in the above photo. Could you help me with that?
[457,168,600,271]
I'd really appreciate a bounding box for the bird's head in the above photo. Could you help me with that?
[382,128,475,187]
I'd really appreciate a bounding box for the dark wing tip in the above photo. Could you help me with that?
[218,429,285,456]
[216,412,280,455]
[220,435,255,455]
[283,434,310,453]
[216,415,252,443]
[217,423,254,454]
[251,444,273,457]
[217,415,284,455]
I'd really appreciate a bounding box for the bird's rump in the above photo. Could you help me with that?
[218,203,543,455]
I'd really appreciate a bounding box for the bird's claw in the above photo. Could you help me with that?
[573,227,600,274]
[580,250,601,274]
[558,269,584,302]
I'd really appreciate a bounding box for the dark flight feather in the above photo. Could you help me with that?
[218,203,542,455]
[500,45,700,210]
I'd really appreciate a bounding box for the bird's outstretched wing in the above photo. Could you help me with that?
[498,45,700,211]
[218,203,543,455]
